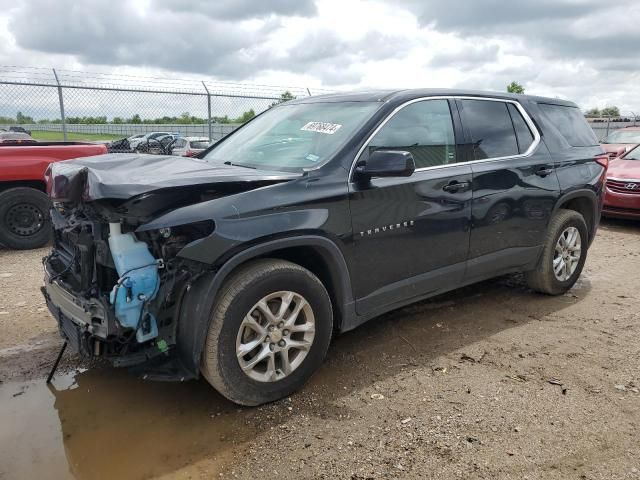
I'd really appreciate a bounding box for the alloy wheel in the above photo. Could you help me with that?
[236,291,315,382]
[553,226,581,281]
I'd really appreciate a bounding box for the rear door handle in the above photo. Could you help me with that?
[443,181,470,193]
[535,167,555,177]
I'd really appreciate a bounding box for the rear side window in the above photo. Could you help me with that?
[459,100,519,160]
[507,103,535,153]
[538,103,598,147]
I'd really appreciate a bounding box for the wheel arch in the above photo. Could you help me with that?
[176,235,355,377]
[553,189,599,244]
[0,180,46,194]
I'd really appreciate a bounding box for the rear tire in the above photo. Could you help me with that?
[0,187,52,250]
[525,209,588,295]
[201,259,333,406]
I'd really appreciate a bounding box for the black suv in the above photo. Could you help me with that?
[43,90,606,405]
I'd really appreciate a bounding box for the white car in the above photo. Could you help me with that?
[126,133,145,143]
[169,137,211,157]
[129,131,176,150]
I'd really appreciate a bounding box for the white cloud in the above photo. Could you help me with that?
[0,0,639,112]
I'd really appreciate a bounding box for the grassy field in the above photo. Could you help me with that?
[30,130,123,141]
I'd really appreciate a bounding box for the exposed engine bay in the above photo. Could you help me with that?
[42,201,213,373]
[41,153,297,378]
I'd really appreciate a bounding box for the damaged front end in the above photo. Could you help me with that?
[41,154,296,380]
[42,202,213,379]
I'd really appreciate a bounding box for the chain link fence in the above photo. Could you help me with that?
[0,66,330,142]
[1,66,637,144]
[586,114,640,141]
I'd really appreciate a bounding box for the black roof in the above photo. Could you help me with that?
[289,88,577,108]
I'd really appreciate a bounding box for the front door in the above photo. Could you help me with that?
[348,98,472,316]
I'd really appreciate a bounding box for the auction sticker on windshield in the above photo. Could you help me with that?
[301,122,342,134]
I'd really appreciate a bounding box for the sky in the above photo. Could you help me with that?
[0,0,639,113]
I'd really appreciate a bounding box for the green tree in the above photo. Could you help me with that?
[178,112,192,124]
[585,108,601,117]
[16,111,34,124]
[600,106,620,117]
[270,91,296,107]
[129,114,142,124]
[233,109,256,123]
[506,81,525,94]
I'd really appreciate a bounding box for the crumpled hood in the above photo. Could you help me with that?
[46,153,300,202]
[607,158,640,180]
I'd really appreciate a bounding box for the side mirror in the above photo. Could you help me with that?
[355,150,415,179]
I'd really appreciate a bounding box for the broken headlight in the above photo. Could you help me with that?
[143,220,215,259]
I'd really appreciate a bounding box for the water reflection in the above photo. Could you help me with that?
[1,370,243,480]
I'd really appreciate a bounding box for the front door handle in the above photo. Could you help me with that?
[535,167,555,177]
[443,181,470,193]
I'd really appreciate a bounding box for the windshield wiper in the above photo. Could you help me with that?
[223,161,256,170]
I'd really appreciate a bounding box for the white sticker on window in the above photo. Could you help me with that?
[301,121,342,134]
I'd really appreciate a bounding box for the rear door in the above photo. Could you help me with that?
[456,98,561,283]
[348,98,472,316]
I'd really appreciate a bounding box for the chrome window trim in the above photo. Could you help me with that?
[349,95,542,181]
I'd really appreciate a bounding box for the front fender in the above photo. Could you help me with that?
[175,235,356,377]
[177,208,330,264]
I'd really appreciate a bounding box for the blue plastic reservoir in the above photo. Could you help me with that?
[108,223,160,343]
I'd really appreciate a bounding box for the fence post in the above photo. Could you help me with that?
[52,69,67,141]
[605,116,610,138]
[202,81,212,141]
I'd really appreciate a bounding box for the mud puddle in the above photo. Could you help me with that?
[0,370,248,480]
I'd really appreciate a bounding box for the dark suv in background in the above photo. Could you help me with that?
[43,89,607,405]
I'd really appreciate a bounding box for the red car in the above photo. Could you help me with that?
[600,126,640,158]
[603,144,640,219]
[0,141,107,249]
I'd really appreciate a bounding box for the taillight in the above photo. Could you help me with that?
[184,150,194,157]
[595,155,609,187]
[595,155,609,170]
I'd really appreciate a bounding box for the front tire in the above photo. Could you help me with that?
[525,209,588,295]
[0,187,52,250]
[201,259,333,406]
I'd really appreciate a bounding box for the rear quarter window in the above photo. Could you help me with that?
[538,103,598,147]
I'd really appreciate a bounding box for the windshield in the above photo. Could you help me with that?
[602,130,640,144]
[624,144,640,160]
[203,102,380,171]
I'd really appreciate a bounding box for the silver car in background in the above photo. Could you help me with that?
[169,136,210,157]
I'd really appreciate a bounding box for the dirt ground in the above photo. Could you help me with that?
[0,218,639,480]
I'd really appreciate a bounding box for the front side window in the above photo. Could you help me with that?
[367,99,456,168]
[203,102,381,172]
[459,100,519,160]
